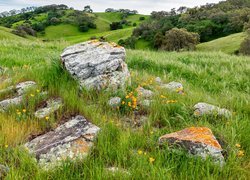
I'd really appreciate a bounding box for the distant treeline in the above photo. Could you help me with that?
[119,0,250,52]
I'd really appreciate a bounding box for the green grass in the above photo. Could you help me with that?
[197,32,247,54]
[0,28,250,179]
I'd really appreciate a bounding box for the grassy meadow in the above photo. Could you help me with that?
[0,27,250,179]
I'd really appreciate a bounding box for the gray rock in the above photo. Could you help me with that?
[61,41,130,91]
[161,81,184,94]
[0,164,9,178]
[0,81,37,112]
[139,99,152,108]
[159,127,224,166]
[25,115,100,168]
[106,167,130,175]
[137,87,154,99]
[34,98,62,119]
[0,96,23,112]
[108,97,121,107]
[155,77,162,84]
[16,81,36,95]
[194,102,232,118]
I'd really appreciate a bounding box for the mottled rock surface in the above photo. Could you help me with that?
[108,97,121,108]
[25,115,100,168]
[16,81,36,95]
[161,81,184,94]
[155,77,162,84]
[61,40,130,91]
[137,87,154,99]
[0,164,9,178]
[194,102,232,118]
[159,127,224,165]
[34,98,62,119]
[0,96,23,112]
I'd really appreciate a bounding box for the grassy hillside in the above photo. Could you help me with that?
[42,12,147,43]
[197,32,247,54]
[0,29,250,179]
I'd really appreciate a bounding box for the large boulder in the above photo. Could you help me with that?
[61,40,130,91]
[25,115,100,168]
[159,127,224,165]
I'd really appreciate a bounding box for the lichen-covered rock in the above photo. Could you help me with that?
[106,167,130,175]
[16,81,36,95]
[34,98,62,119]
[194,102,232,119]
[0,164,9,178]
[159,127,224,165]
[137,87,154,99]
[161,81,184,94]
[155,77,162,84]
[0,96,23,112]
[25,115,100,168]
[108,97,121,107]
[61,40,130,91]
[139,99,152,108]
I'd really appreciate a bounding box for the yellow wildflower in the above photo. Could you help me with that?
[235,143,241,148]
[5,144,8,148]
[45,116,49,120]
[36,89,40,93]
[237,150,245,157]
[122,101,125,105]
[144,152,147,155]
[125,95,129,99]
[149,157,155,163]
[17,112,21,115]
[150,131,154,134]
[22,109,26,113]
[128,102,131,107]
[30,94,35,97]
[160,95,166,99]
[138,150,143,155]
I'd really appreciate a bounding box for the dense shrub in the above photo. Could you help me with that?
[159,28,200,51]
[239,37,250,55]
[139,17,145,21]
[12,24,36,37]
[110,22,123,30]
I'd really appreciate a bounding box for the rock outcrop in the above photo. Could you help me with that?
[108,97,121,108]
[25,115,100,168]
[161,81,184,94]
[34,98,62,119]
[159,127,224,165]
[194,102,232,118]
[61,40,130,91]
[0,81,36,112]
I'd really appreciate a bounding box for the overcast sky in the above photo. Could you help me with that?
[0,0,222,14]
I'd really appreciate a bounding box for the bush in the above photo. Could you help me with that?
[79,23,89,32]
[12,24,36,37]
[239,37,250,55]
[133,23,137,27]
[110,22,123,30]
[160,28,200,51]
[50,17,60,25]
[139,17,145,21]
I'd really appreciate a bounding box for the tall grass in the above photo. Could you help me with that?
[0,32,250,179]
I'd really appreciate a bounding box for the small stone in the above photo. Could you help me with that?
[108,97,121,107]
[25,115,100,168]
[139,99,152,107]
[0,96,23,112]
[161,81,184,94]
[137,87,154,99]
[194,102,232,119]
[155,77,162,84]
[159,127,224,166]
[16,81,36,95]
[0,164,9,178]
[34,98,63,119]
[106,167,130,175]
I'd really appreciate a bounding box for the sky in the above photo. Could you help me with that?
[0,0,222,14]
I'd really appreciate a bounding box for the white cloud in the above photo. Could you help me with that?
[0,0,222,14]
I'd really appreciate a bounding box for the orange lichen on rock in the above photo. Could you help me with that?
[159,127,222,150]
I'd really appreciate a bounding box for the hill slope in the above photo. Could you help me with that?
[196,32,246,54]
[0,30,250,179]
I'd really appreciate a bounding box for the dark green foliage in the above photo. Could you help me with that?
[139,17,145,21]
[133,23,137,27]
[12,24,36,37]
[131,0,250,50]
[118,36,137,49]
[110,22,123,30]
[159,28,200,51]
[239,37,250,55]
